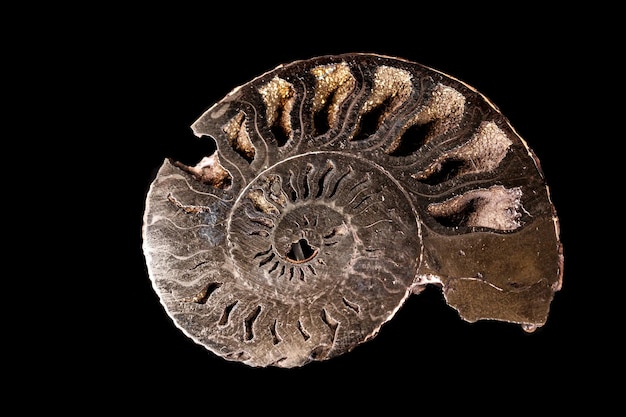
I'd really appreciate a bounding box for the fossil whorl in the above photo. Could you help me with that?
[142,53,563,367]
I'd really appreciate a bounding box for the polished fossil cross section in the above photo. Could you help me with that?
[143,53,563,368]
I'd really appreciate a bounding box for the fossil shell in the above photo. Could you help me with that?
[142,53,563,367]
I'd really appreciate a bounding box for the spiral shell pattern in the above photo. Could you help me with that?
[142,53,563,367]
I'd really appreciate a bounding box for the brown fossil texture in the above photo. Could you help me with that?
[142,53,563,367]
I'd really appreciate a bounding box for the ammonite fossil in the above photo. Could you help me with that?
[142,53,564,368]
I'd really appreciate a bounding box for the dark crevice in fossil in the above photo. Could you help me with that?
[352,97,393,141]
[297,320,311,341]
[259,253,276,267]
[189,261,210,271]
[307,265,317,275]
[328,167,353,199]
[268,261,280,274]
[321,308,339,335]
[259,77,295,148]
[271,123,290,148]
[420,158,466,185]
[244,306,262,341]
[346,181,371,209]
[225,351,250,361]
[302,164,313,199]
[270,357,288,366]
[286,239,317,263]
[270,319,282,345]
[190,282,222,304]
[352,195,372,210]
[349,176,370,193]
[316,162,335,198]
[313,89,337,136]
[287,170,298,202]
[309,345,331,360]
[253,246,273,259]
[219,301,238,326]
[288,267,295,281]
[387,121,432,157]
[342,297,361,314]
[365,247,383,258]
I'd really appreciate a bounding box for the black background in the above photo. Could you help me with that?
[59,6,611,411]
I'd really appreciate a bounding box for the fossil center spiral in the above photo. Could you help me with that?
[226,152,421,298]
[273,203,350,265]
